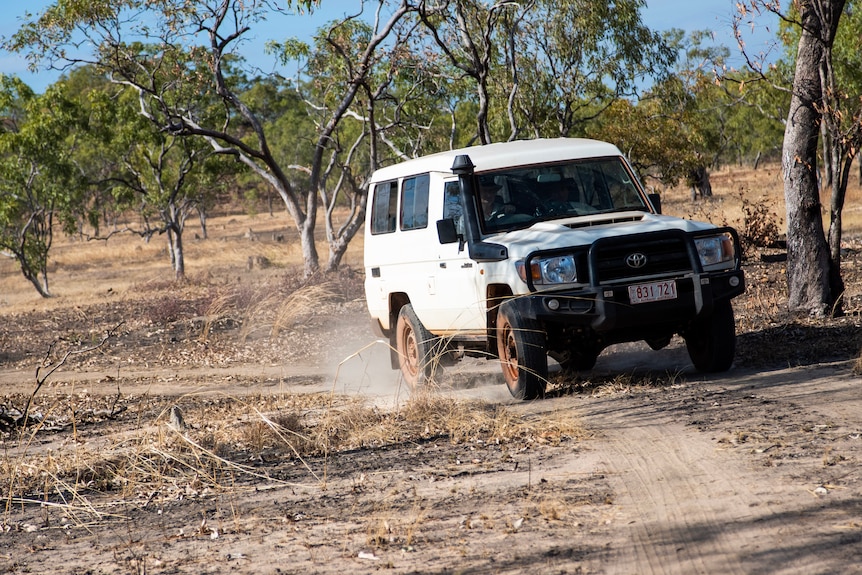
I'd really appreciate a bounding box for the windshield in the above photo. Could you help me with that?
[477,157,648,233]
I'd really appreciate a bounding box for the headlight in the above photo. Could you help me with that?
[517,255,577,284]
[695,233,736,269]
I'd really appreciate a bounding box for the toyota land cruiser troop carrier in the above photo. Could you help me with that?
[364,138,745,400]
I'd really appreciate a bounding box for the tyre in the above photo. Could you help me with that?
[496,301,548,400]
[684,299,736,372]
[395,304,438,387]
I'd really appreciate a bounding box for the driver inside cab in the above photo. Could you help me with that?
[478,177,514,221]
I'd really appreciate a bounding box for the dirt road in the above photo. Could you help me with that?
[2,335,861,574]
[554,359,862,575]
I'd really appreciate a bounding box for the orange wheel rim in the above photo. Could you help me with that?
[499,321,519,383]
[401,325,419,378]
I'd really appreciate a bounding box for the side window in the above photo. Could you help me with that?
[443,181,464,235]
[370,181,398,235]
[400,174,429,230]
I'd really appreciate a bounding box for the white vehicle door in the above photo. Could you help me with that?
[424,180,487,335]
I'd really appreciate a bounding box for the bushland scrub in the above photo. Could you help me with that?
[1,163,861,574]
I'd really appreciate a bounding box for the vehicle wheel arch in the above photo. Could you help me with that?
[487,284,515,352]
[388,292,411,329]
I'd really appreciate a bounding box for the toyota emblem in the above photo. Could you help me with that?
[625,252,647,269]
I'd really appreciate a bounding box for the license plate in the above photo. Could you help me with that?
[628,280,677,304]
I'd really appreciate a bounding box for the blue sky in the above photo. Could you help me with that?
[0,0,779,93]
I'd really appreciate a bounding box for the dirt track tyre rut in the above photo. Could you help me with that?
[596,418,758,574]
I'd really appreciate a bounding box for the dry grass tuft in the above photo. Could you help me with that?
[270,284,341,337]
[535,495,572,522]
[2,390,584,523]
[549,371,683,398]
[188,268,356,342]
[322,391,585,450]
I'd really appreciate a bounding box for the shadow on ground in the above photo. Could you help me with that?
[736,322,861,369]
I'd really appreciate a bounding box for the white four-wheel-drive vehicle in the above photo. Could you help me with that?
[363,138,745,400]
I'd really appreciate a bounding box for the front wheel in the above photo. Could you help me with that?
[684,299,736,372]
[395,304,438,387]
[496,301,548,400]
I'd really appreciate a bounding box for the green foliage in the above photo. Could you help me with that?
[591,27,786,185]
[588,96,696,186]
[0,0,803,280]
[509,0,676,138]
[722,77,788,163]
[0,76,84,296]
[833,3,862,91]
[265,38,311,66]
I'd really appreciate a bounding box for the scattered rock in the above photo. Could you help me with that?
[169,405,186,432]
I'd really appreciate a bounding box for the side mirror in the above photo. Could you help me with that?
[436,218,459,244]
[648,192,662,214]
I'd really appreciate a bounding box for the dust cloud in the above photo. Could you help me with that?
[321,336,516,407]
[325,339,410,408]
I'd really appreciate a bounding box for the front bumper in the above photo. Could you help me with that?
[505,269,745,333]
[510,226,746,334]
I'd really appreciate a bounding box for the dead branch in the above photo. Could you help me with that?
[18,322,124,432]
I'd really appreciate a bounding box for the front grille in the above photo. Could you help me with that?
[591,234,692,283]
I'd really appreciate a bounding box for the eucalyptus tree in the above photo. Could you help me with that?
[0,76,84,297]
[416,0,533,144]
[8,0,420,276]
[719,76,788,166]
[238,75,311,216]
[414,0,673,144]
[805,1,862,302]
[272,6,434,270]
[591,31,715,189]
[782,0,847,316]
[641,30,782,190]
[56,58,222,280]
[59,66,129,237]
[583,31,750,192]
[735,0,850,316]
[512,0,674,139]
[588,83,700,189]
[109,87,213,279]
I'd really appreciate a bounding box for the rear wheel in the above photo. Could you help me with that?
[395,304,437,387]
[684,299,736,372]
[496,302,547,400]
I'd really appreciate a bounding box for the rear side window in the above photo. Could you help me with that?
[400,174,430,231]
[370,181,398,235]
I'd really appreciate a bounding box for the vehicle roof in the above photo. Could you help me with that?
[369,138,623,183]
